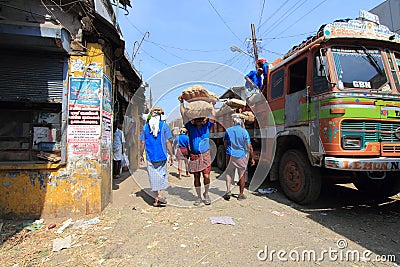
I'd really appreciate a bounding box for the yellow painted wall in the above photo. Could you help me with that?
[0,43,112,219]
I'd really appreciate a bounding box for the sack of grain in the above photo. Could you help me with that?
[242,111,255,124]
[181,85,219,103]
[225,99,246,109]
[184,100,213,120]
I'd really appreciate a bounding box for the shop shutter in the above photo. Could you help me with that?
[0,51,66,103]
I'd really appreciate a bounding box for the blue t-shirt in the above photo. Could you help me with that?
[185,120,213,154]
[224,125,251,159]
[174,134,190,148]
[245,70,262,89]
[261,62,269,83]
[140,121,172,162]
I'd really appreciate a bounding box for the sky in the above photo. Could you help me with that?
[117,0,386,118]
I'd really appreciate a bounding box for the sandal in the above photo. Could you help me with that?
[203,193,211,205]
[194,198,202,206]
[237,194,247,200]
[153,199,160,207]
[223,191,232,201]
[158,197,167,205]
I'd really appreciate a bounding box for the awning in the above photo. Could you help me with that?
[0,21,70,53]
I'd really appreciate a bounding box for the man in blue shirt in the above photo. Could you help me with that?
[180,99,216,206]
[223,114,255,200]
[140,107,174,207]
[245,67,263,90]
[257,57,269,86]
[173,127,190,180]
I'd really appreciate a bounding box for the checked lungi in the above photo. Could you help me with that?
[146,160,169,191]
[189,150,211,174]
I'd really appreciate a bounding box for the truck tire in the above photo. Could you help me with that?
[279,149,321,204]
[216,145,226,171]
[353,172,400,198]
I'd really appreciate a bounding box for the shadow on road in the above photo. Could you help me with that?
[255,179,400,263]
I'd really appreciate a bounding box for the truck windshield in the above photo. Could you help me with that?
[332,47,387,90]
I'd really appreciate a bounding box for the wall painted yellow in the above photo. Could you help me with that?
[0,43,113,219]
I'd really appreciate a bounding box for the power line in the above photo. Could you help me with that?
[263,31,316,39]
[271,0,328,38]
[207,0,243,44]
[144,40,226,53]
[258,0,290,31]
[260,0,308,38]
[256,0,266,34]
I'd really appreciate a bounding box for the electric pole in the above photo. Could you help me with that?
[251,23,259,65]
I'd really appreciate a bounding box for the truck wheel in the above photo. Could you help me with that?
[279,149,321,204]
[216,145,226,171]
[353,172,400,198]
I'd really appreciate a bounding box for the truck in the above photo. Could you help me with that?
[210,10,400,204]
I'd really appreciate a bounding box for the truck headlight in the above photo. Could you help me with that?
[342,135,362,150]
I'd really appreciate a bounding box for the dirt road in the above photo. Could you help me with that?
[1,165,399,266]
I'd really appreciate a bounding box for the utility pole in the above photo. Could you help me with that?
[149,87,153,108]
[251,23,259,65]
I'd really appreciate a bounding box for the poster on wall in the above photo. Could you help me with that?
[101,75,113,163]
[69,77,102,106]
[102,75,112,114]
[101,111,112,162]
[67,77,102,160]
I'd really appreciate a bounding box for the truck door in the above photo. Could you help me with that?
[284,57,309,128]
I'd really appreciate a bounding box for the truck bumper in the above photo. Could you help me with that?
[325,157,400,171]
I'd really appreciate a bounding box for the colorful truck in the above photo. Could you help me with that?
[211,10,400,204]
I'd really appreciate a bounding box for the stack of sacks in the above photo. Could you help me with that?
[179,85,218,120]
[242,111,255,124]
[224,98,246,109]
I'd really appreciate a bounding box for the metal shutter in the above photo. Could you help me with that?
[0,51,66,103]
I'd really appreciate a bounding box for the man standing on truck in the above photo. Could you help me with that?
[223,114,255,200]
[180,99,216,206]
[244,67,263,99]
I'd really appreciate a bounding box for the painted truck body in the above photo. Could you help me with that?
[211,10,400,204]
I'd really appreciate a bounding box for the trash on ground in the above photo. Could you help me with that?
[52,235,72,252]
[180,244,187,248]
[55,218,73,233]
[48,223,57,229]
[257,188,277,194]
[87,217,100,225]
[72,219,87,230]
[209,216,235,226]
[24,223,43,232]
[271,211,288,217]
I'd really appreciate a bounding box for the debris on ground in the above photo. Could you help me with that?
[209,216,235,226]
[55,218,73,234]
[257,188,277,194]
[52,235,72,252]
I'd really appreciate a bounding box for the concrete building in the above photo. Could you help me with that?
[370,0,400,33]
[0,0,144,219]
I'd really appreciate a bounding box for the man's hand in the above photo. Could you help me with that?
[250,158,256,166]
[169,155,174,166]
[140,155,145,165]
